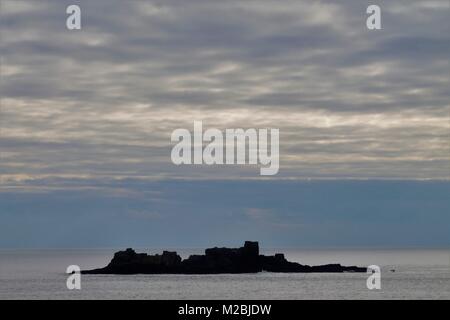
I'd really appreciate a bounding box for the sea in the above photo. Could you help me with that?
[0,248,449,299]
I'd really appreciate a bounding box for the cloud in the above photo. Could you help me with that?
[0,0,449,187]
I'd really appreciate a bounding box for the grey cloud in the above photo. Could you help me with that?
[0,0,449,183]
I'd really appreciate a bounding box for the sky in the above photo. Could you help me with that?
[0,0,449,248]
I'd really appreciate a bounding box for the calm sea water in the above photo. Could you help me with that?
[0,248,449,299]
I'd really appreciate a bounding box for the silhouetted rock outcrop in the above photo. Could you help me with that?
[83,241,366,274]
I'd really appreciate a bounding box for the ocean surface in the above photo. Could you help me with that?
[0,248,449,299]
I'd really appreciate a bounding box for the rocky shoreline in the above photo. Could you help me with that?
[83,241,367,274]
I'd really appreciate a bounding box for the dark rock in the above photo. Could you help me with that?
[183,241,261,274]
[83,241,366,274]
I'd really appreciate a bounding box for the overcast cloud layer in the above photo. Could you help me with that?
[1,0,449,186]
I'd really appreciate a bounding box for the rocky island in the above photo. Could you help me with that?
[83,241,366,274]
